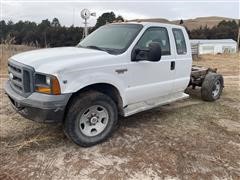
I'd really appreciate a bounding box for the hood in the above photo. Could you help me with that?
[11,47,110,73]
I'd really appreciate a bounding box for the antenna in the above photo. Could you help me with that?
[81,9,96,38]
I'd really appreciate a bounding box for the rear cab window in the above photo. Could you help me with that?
[172,28,187,55]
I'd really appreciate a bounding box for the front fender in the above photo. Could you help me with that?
[61,72,127,106]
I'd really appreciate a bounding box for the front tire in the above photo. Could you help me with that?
[64,91,118,147]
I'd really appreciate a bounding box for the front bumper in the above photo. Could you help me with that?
[4,80,72,123]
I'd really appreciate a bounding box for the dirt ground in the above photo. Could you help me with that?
[0,46,239,179]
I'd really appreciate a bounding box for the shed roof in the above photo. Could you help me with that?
[190,39,237,44]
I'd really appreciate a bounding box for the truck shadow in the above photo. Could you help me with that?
[185,86,202,99]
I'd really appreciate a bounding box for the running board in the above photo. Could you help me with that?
[123,92,189,117]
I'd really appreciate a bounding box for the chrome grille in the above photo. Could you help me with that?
[8,60,34,97]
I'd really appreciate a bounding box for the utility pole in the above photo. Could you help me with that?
[72,8,75,27]
[44,31,47,48]
[237,19,240,52]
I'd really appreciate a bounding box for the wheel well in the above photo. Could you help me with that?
[65,83,124,116]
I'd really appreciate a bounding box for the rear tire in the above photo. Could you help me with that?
[64,91,118,147]
[201,73,224,101]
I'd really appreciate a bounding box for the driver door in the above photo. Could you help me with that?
[125,26,175,104]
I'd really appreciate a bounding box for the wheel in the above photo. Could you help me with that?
[64,91,118,147]
[201,73,224,101]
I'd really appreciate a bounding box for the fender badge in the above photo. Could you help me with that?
[115,69,128,74]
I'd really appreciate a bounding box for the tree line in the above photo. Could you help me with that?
[0,12,123,47]
[0,12,238,47]
[186,20,239,41]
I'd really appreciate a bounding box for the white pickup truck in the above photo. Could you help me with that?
[5,22,223,146]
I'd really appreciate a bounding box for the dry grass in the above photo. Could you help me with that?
[172,16,238,30]
[134,16,238,30]
[0,44,36,76]
[193,53,240,76]
[0,45,240,179]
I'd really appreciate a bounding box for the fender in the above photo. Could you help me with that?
[61,72,127,106]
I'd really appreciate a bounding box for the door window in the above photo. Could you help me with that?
[135,27,171,56]
[172,28,187,55]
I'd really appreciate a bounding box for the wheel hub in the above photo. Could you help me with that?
[89,116,98,125]
[79,105,109,137]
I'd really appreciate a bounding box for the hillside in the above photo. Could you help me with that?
[129,16,238,30]
[172,16,238,30]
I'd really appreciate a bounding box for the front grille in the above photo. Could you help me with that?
[8,60,34,97]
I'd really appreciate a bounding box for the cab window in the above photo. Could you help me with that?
[172,28,187,55]
[135,27,171,56]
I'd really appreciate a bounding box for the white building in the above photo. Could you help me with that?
[190,39,237,55]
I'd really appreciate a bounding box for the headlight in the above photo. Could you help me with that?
[35,73,61,95]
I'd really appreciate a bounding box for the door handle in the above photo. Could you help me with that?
[170,61,175,70]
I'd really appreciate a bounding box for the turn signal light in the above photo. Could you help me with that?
[36,86,51,94]
[52,76,61,95]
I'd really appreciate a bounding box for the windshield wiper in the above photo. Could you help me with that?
[85,45,108,52]
[79,45,118,54]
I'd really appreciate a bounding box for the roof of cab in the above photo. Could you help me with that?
[112,21,185,29]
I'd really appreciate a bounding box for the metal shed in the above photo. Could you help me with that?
[190,39,237,55]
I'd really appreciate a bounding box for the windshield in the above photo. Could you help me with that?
[78,24,143,54]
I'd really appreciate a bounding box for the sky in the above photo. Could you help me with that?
[1,0,239,27]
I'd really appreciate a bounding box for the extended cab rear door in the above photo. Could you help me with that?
[171,28,192,93]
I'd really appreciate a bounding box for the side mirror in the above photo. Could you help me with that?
[132,42,162,62]
[147,42,162,62]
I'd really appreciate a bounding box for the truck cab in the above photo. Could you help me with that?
[4,22,202,146]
